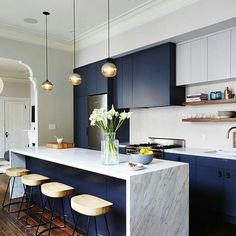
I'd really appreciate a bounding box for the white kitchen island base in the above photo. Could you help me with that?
[10,147,189,236]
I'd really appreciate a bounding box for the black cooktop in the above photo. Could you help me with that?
[127,143,182,150]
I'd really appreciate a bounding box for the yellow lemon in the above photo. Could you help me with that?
[148,150,154,155]
[139,148,146,155]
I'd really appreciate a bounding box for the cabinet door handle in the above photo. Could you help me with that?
[5,132,9,138]
[225,172,231,179]
[218,171,223,178]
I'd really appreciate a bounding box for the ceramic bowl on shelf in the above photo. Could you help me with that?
[130,154,153,165]
[218,111,236,118]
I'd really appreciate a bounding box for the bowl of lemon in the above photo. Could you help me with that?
[130,148,154,164]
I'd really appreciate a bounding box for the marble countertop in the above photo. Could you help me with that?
[165,147,236,160]
[10,147,186,180]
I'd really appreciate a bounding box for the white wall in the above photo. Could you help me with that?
[0,80,30,98]
[0,37,73,145]
[130,79,236,150]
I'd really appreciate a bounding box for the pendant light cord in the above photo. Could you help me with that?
[45,13,49,81]
[73,0,76,68]
[107,0,110,58]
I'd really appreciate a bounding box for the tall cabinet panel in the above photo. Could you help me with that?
[190,38,207,84]
[176,43,190,85]
[231,29,236,78]
[208,31,231,81]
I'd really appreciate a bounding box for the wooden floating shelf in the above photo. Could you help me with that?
[182,118,236,122]
[183,98,236,106]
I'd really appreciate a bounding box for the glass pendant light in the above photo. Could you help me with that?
[0,77,4,94]
[69,0,82,86]
[101,0,117,78]
[41,11,53,91]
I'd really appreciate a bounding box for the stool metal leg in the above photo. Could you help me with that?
[17,184,27,219]
[86,216,91,235]
[61,198,66,227]
[8,177,16,212]
[104,215,111,236]
[25,186,33,225]
[72,213,79,236]
[35,196,48,236]
[47,198,55,236]
[2,176,11,208]
[94,217,98,236]
[67,196,76,224]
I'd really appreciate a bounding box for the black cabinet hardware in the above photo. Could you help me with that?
[225,172,231,178]
[218,170,223,178]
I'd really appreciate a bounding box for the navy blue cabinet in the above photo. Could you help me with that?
[74,66,88,97]
[113,43,185,109]
[164,153,196,195]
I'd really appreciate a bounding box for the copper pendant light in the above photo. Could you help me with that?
[41,11,53,91]
[101,0,117,78]
[69,0,82,86]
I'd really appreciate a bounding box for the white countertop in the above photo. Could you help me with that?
[10,147,186,180]
[165,147,236,160]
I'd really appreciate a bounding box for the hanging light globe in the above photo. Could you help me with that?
[41,80,53,91]
[101,61,117,78]
[69,73,82,85]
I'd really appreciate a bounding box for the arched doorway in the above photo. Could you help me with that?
[0,57,38,161]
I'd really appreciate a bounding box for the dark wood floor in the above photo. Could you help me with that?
[1,173,236,236]
[0,174,83,236]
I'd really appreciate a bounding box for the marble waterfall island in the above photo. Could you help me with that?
[10,147,189,236]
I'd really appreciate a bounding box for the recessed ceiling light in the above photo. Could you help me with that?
[24,18,38,24]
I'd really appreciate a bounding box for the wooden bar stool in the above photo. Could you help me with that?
[17,173,50,227]
[2,167,30,213]
[35,182,75,236]
[71,194,113,236]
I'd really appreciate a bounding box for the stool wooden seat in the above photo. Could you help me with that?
[35,182,75,236]
[41,182,75,198]
[71,194,113,236]
[17,173,50,227]
[21,174,49,187]
[2,167,30,212]
[6,167,30,177]
[71,194,113,216]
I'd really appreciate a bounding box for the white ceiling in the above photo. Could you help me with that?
[0,0,153,41]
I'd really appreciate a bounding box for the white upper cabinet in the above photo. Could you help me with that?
[176,43,190,86]
[208,31,231,81]
[190,38,207,84]
[231,29,236,78]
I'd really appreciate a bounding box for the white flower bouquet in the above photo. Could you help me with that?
[89,105,132,165]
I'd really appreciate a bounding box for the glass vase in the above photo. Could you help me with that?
[101,132,119,165]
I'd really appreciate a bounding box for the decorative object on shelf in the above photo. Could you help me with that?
[0,77,4,94]
[224,87,235,99]
[46,142,74,149]
[68,0,82,86]
[210,91,222,100]
[186,93,208,102]
[41,12,53,91]
[101,0,117,78]
[89,105,132,165]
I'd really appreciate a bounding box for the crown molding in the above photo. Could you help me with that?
[0,0,199,53]
[0,23,73,52]
[76,0,200,50]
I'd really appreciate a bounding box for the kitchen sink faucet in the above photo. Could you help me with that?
[227,127,236,148]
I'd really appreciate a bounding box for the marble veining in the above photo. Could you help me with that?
[129,165,189,236]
